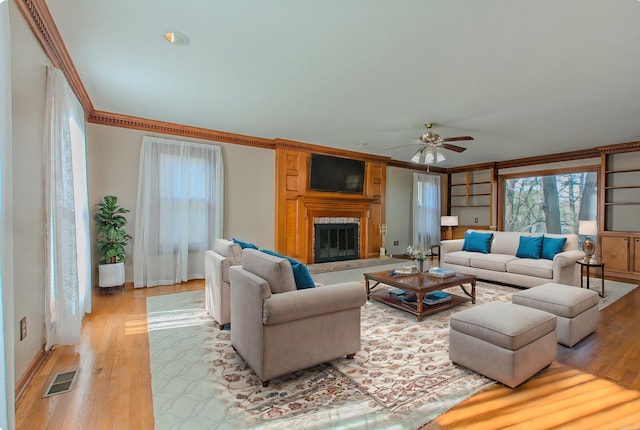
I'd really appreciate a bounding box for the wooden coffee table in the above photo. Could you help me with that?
[364,270,476,321]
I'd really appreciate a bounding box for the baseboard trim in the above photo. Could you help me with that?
[15,347,50,401]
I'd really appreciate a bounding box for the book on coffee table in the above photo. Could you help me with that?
[388,288,407,298]
[423,291,452,305]
[427,267,455,278]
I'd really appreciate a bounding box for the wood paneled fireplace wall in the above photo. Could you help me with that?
[275,140,388,264]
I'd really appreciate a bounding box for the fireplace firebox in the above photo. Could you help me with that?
[314,223,359,263]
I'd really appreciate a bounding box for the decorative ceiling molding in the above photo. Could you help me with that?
[493,149,600,170]
[447,162,497,174]
[386,159,446,174]
[89,111,275,149]
[15,0,94,113]
[595,141,640,154]
[274,139,391,163]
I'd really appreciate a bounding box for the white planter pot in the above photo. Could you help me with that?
[98,262,125,288]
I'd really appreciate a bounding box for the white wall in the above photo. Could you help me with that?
[385,167,446,257]
[87,125,276,283]
[10,1,50,381]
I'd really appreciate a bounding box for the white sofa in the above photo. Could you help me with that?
[440,230,585,288]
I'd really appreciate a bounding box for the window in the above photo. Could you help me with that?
[412,173,441,250]
[134,136,223,288]
[158,153,211,252]
[501,167,598,234]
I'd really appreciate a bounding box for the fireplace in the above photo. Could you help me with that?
[313,223,359,263]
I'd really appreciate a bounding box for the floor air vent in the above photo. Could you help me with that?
[43,370,77,397]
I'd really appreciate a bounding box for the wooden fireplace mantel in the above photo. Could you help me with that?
[301,195,376,211]
[275,147,386,264]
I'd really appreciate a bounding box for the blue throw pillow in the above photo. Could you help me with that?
[541,236,567,260]
[462,231,494,254]
[259,249,316,290]
[515,235,544,259]
[232,238,259,250]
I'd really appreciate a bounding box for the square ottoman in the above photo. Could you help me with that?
[449,301,557,388]
[512,283,599,347]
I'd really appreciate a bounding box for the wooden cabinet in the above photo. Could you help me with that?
[599,149,640,279]
[448,165,494,227]
[274,141,387,264]
[599,232,640,280]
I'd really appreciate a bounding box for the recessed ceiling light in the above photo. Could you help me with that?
[356,142,368,147]
[163,30,189,46]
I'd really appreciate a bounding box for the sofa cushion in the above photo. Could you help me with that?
[516,235,543,259]
[541,236,567,260]
[259,249,315,290]
[462,231,494,253]
[470,253,518,272]
[241,249,297,294]
[490,231,527,255]
[213,238,243,266]
[506,258,554,279]
[442,251,475,267]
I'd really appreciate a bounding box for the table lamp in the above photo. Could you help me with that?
[578,220,598,262]
[441,216,459,241]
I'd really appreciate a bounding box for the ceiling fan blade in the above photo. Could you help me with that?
[442,143,467,153]
[384,141,421,151]
[441,136,474,142]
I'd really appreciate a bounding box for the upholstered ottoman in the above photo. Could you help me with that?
[512,283,599,347]
[449,302,557,388]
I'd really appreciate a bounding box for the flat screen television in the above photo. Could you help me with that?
[309,154,365,194]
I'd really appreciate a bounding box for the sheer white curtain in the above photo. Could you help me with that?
[412,172,441,252]
[43,66,92,350]
[134,136,223,288]
[0,1,15,427]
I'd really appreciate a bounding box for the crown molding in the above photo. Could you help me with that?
[595,141,640,154]
[273,139,391,163]
[89,111,275,149]
[15,0,93,113]
[446,162,497,174]
[386,159,446,173]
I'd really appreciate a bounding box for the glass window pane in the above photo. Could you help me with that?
[503,171,597,234]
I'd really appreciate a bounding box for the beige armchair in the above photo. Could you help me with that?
[204,239,242,329]
[229,249,366,387]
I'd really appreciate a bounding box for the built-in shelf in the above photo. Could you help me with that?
[603,153,640,228]
[448,167,493,226]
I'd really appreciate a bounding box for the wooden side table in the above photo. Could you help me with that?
[577,259,605,298]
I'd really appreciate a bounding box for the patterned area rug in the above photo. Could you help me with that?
[147,280,637,429]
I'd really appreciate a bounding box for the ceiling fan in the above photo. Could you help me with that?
[386,122,474,164]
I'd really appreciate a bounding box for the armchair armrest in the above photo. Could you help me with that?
[263,282,366,326]
[441,239,464,254]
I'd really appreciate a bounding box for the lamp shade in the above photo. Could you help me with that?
[441,216,459,227]
[578,220,597,236]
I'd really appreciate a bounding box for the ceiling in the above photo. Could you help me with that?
[43,0,640,168]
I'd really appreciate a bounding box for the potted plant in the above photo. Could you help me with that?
[94,195,132,290]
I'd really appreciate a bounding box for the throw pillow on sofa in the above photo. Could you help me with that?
[462,231,494,254]
[259,249,316,290]
[541,236,567,260]
[515,235,544,259]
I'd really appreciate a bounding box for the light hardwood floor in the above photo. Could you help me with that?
[16,279,640,429]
